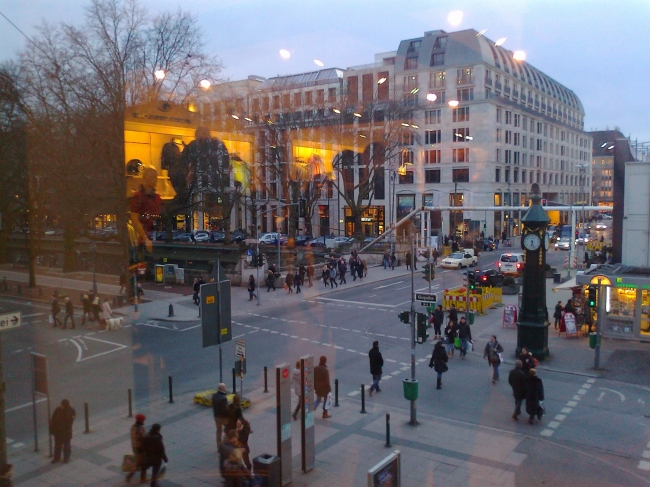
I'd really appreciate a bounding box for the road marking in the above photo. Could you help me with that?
[540,429,554,437]
[5,398,47,413]
[395,285,411,290]
[385,359,397,363]
[376,334,385,337]
[401,366,410,371]
[381,375,392,380]
[290,335,299,339]
[572,395,581,401]
[374,281,404,289]
[314,297,399,308]
[311,340,320,344]
[400,362,409,366]
[340,327,350,331]
[586,378,596,383]
[352,330,361,333]
[301,338,309,341]
[330,326,338,329]
[391,371,401,376]
[577,389,587,395]
[582,383,592,389]
[598,387,625,402]
[347,349,356,353]
[368,295,376,298]
[561,407,573,414]
[547,421,560,429]
[12,349,23,354]
[386,335,397,339]
[12,442,25,448]
[348,390,361,397]
[639,461,650,471]
[334,345,344,350]
[554,414,567,421]
[22,313,46,318]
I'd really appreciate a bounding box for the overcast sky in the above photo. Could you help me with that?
[1,0,649,143]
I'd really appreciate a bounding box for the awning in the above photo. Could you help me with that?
[552,277,579,292]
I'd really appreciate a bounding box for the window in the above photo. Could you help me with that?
[293,92,302,106]
[505,111,512,124]
[505,150,512,164]
[505,168,510,182]
[495,167,501,182]
[514,169,519,182]
[425,109,441,124]
[452,167,469,182]
[505,130,512,144]
[316,89,325,104]
[305,91,313,105]
[328,88,337,102]
[400,150,414,165]
[514,152,520,164]
[405,40,421,70]
[496,148,501,162]
[537,121,543,134]
[429,90,445,105]
[453,128,470,142]
[457,68,473,84]
[496,128,501,142]
[425,169,441,183]
[431,53,445,66]
[425,130,442,144]
[523,116,528,131]
[523,153,527,165]
[401,132,415,146]
[522,170,526,183]
[377,71,389,101]
[453,148,469,163]
[399,171,414,184]
[424,149,441,164]
[457,88,474,101]
[514,133,520,146]
[453,107,469,122]
[429,71,445,88]
[433,36,447,50]
[262,97,270,111]
[537,139,542,151]
[514,114,520,127]
[496,108,502,123]
[347,76,358,104]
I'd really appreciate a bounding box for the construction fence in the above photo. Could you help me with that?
[442,286,502,315]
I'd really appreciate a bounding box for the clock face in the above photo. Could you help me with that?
[523,233,541,251]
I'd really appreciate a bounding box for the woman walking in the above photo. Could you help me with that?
[429,341,449,389]
[285,271,294,293]
[142,424,168,487]
[483,335,504,384]
[431,305,444,340]
[247,275,256,301]
[444,320,458,357]
[525,369,545,425]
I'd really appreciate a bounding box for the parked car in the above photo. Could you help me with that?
[334,236,354,246]
[259,232,288,245]
[193,231,210,242]
[307,236,327,248]
[210,231,225,243]
[173,233,193,242]
[230,231,246,243]
[554,237,571,251]
[469,269,505,287]
[294,235,312,246]
[498,253,525,274]
[441,252,476,269]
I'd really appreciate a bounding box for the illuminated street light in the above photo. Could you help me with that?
[199,79,211,89]
[359,134,367,138]
[244,117,253,122]
[426,92,438,102]
[279,49,291,59]
[231,114,239,120]
[447,10,463,27]
[314,59,324,67]
[448,100,459,107]
[402,123,410,127]
[378,77,387,84]
[513,50,526,61]
[477,29,488,36]
[495,37,507,47]
[154,69,165,80]
[410,124,419,129]
[410,87,419,94]
[600,142,607,148]
[332,108,341,114]
[353,112,362,117]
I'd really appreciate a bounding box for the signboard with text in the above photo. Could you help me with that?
[0,312,21,331]
[415,293,437,307]
[200,281,232,347]
[368,451,401,487]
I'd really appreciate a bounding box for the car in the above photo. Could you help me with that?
[554,237,571,251]
[468,269,505,287]
[441,252,476,269]
[307,236,327,248]
[210,231,225,243]
[294,235,312,246]
[575,233,590,245]
[230,231,246,243]
[258,232,281,245]
[173,232,193,242]
[334,236,354,246]
[193,231,210,242]
[498,253,525,274]
[595,223,608,230]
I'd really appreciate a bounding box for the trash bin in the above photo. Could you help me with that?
[403,378,418,401]
[468,312,475,325]
[553,273,562,284]
[588,332,601,349]
[253,454,281,487]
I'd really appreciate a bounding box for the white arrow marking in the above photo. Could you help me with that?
[597,392,605,402]
[599,387,626,402]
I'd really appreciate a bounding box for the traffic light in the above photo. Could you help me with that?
[416,313,430,343]
[542,198,547,206]
[422,263,435,281]
[467,271,476,290]
[588,285,596,307]
[298,198,307,218]
[256,253,264,267]
[398,311,410,324]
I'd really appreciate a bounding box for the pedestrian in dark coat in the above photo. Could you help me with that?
[236,418,253,470]
[218,429,239,479]
[314,356,332,418]
[63,297,75,329]
[519,347,535,374]
[338,259,347,284]
[405,251,412,270]
[429,341,449,389]
[389,252,396,270]
[193,278,201,305]
[322,265,329,287]
[127,413,147,482]
[294,269,302,294]
[432,305,444,339]
[444,321,458,356]
[81,292,91,325]
[368,341,384,396]
[350,257,358,280]
[49,399,76,463]
[328,266,338,287]
[51,295,62,327]
[483,335,504,383]
[307,264,314,287]
[212,383,229,446]
[525,369,545,424]
[142,423,168,487]
[226,394,244,434]
[247,275,256,301]
[457,317,472,357]
[285,272,294,293]
[508,360,527,420]
[553,301,563,329]
[266,270,276,292]
[298,264,307,287]
[448,305,458,324]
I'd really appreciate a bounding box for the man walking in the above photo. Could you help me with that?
[483,335,504,384]
[338,258,347,285]
[368,341,384,397]
[307,264,314,287]
[314,356,332,418]
[51,294,62,328]
[81,292,91,326]
[328,265,338,288]
[508,360,527,421]
[457,316,472,358]
[49,399,76,463]
[63,297,75,330]
[211,383,229,446]
[193,278,200,305]
[405,251,412,270]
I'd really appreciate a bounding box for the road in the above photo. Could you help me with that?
[2,242,647,484]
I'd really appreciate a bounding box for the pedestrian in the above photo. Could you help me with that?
[350,256,358,281]
[553,301,563,330]
[91,294,101,324]
[564,298,575,314]
[63,297,75,330]
[266,269,276,292]
[292,361,302,420]
[314,356,332,419]
[383,250,389,270]
[142,423,168,487]
[51,294,62,328]
[519,347,535,374]
[406,251,412,270]
[429,340,449,389]
[49,399,76,463]
[81,292,91,326]
[193,278,200,305]
[307,263,314,287]
[411,251,418,270]
[444,319,458,357]
[222,447,251,487]
[226,394,244,433]
[294,269,302,294]
[212,383,229,446]
[328,265,338,288]
[448,305,458,324]
[483,335,504,384]
[368,340,384,397]
[508,360,527,421]
[285,271,294,293]
[432,248,439,266]
[247,275,256,301]
[362,259,368,277]
[127,413,148,483]
[236,418,253,470]
[457,316,472,358]
[338,258,347,285]
[322,265,329,287]
[218,429,239,480]
[432,305,444,339]
[390,252,396,270]
[298,264,307,288]
[525,369,545,425]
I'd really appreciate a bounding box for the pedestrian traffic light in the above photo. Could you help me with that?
[467,271,476,290]
[416,313,429,343]
[298,198,307,218]
[398,311,410,324]
[588,285,596,307]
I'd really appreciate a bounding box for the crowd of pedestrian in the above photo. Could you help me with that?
[50,289,115,330]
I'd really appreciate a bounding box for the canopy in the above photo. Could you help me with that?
[552,277,579,292]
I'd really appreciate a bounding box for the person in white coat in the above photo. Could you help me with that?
[292,361,302,420]
[101,298,114,320]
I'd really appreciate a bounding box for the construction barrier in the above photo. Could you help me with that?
[442,287,502,315]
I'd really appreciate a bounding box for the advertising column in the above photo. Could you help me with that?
[300,354,315,472]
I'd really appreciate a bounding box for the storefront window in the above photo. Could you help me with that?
[605,286,636,335]
[641,290,650,336]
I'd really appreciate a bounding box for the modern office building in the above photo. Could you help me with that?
[194,28,592,239]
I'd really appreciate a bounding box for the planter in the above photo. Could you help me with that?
[502,284,520,295]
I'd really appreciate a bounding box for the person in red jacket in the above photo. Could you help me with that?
[314,356,332,419]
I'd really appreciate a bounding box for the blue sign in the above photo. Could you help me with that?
[246,249,253,256]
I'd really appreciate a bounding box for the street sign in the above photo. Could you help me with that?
[0,312,20,331]
[415,293,437,307]
[246,249,253,256]
[235,339,246,358]
[201,280,232,348]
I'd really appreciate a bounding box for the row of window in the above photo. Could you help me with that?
[423,128,471,144]
[496,108,589,148]
[495,167,589,187]
[399,167,468,185]
[495,149,585,173]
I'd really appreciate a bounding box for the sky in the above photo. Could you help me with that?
[1,0,649,143]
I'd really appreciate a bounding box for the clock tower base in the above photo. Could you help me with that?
[516,320,550,362]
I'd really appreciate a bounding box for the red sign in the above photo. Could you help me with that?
[282,367,289,379]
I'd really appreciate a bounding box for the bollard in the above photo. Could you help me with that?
[263,366,269,393]
[168,303,174,317]
[128,389,133,418]
[360,384,367,414]
[334,379,339,407]
[168,376,174,404]
[385,413,391,447]
[84,402,90,434]
[232,368,237,395]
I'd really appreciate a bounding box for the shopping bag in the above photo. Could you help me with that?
[325,392,333,409]
[453,337,461,350]
[157,463,167,480]
[49,314,54,326]
[537,401,545,420]
[121,455,137,473]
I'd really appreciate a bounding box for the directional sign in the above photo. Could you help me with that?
[246,249,253,256]
[0,312,21,331]
[235,339,246,358]
[415,293,437,307]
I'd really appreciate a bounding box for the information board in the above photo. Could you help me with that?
[368,451,401,487]
[200,280,232,347]
[300,355,315,473]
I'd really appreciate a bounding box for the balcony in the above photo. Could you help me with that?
[495,82,502,90]
[504,86,511,95]
[513,90,519,98]
[485,77,493,86]
[457,77,474,86]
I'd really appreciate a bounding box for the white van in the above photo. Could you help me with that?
[498,253,525,275]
